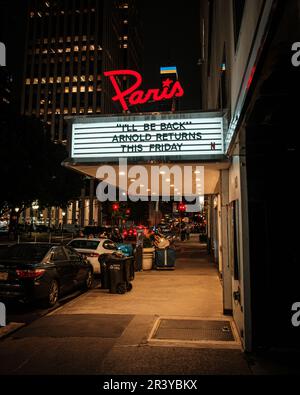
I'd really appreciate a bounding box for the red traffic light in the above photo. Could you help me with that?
[178,203,186,212]
[112,203,119,211]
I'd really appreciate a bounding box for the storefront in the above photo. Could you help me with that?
[63,110,253,351]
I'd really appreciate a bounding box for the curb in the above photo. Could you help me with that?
[0,322,25,340]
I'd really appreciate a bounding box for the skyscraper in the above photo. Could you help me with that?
[20,0,142,227]
[21,0,142,143]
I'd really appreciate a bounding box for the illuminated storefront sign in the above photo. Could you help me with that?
[104,69,184,111]
[71,113,225,162]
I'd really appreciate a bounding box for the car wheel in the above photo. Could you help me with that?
[126,282,133,292]
[47,280,59,307]
[84,269,93,290]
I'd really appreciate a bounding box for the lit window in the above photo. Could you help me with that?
[55,109,61,114]
[72,107,77,114]
[66,47,71,53]
[123,20,128,24]
[64,108,69,114]
[90,45,95,51]
[89,75,94,82]
[88,107,93,113]
[33,78,39,84]
[123,36,128,41]
[40,109,45,114]
[74,46,79,52]
[88,86,93,92]
[123,44,128,48]
[49,77,54,83]
[30,11,35,18]
[80,108,85,114]
[96,85,101,92]
[73,76,78,82]
[57,76,62,83]
[65,76,70,83]
[25,78,31,85]
[41,78,46,84]
[72,86,78,93]
[64,87,69,93]
[80,75,86,82]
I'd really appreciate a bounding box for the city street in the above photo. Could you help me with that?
[0,238,252,375]
[0,0,299,384]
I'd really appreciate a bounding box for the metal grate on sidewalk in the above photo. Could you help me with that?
[151,319,236,343]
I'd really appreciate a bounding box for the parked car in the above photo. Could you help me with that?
[67,238,120,274]
[0,243,93,307]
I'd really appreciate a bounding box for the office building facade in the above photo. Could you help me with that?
[20,0,142,227]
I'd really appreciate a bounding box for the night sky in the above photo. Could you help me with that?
[140,1,202,111]
[0,0,201,111]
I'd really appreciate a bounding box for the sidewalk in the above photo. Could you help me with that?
[0,238,252,375]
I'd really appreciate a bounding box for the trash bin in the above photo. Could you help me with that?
[101,253,134,294]
[98,254,110,289]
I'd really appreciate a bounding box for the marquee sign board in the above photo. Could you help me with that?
[70,112,225,162]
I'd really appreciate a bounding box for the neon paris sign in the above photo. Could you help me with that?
[104,69,184,111]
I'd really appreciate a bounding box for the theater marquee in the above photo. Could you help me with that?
[70,112,225,162]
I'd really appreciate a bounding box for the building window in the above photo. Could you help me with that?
[233,0,246,50]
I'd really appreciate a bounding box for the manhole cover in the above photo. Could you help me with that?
[152,319,235,342]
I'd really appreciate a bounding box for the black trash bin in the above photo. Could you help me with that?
[99,254,111,289]
[102,253,134,294]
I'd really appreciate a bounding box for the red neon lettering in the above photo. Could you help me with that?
[104,69,184,111]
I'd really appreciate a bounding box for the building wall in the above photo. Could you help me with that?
[199,0,270,350]
[200,0,266,116]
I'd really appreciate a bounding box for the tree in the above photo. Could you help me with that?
[0,113,81,228]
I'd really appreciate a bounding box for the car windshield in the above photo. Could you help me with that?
[0,244,50,262]
[69,240,100,250]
